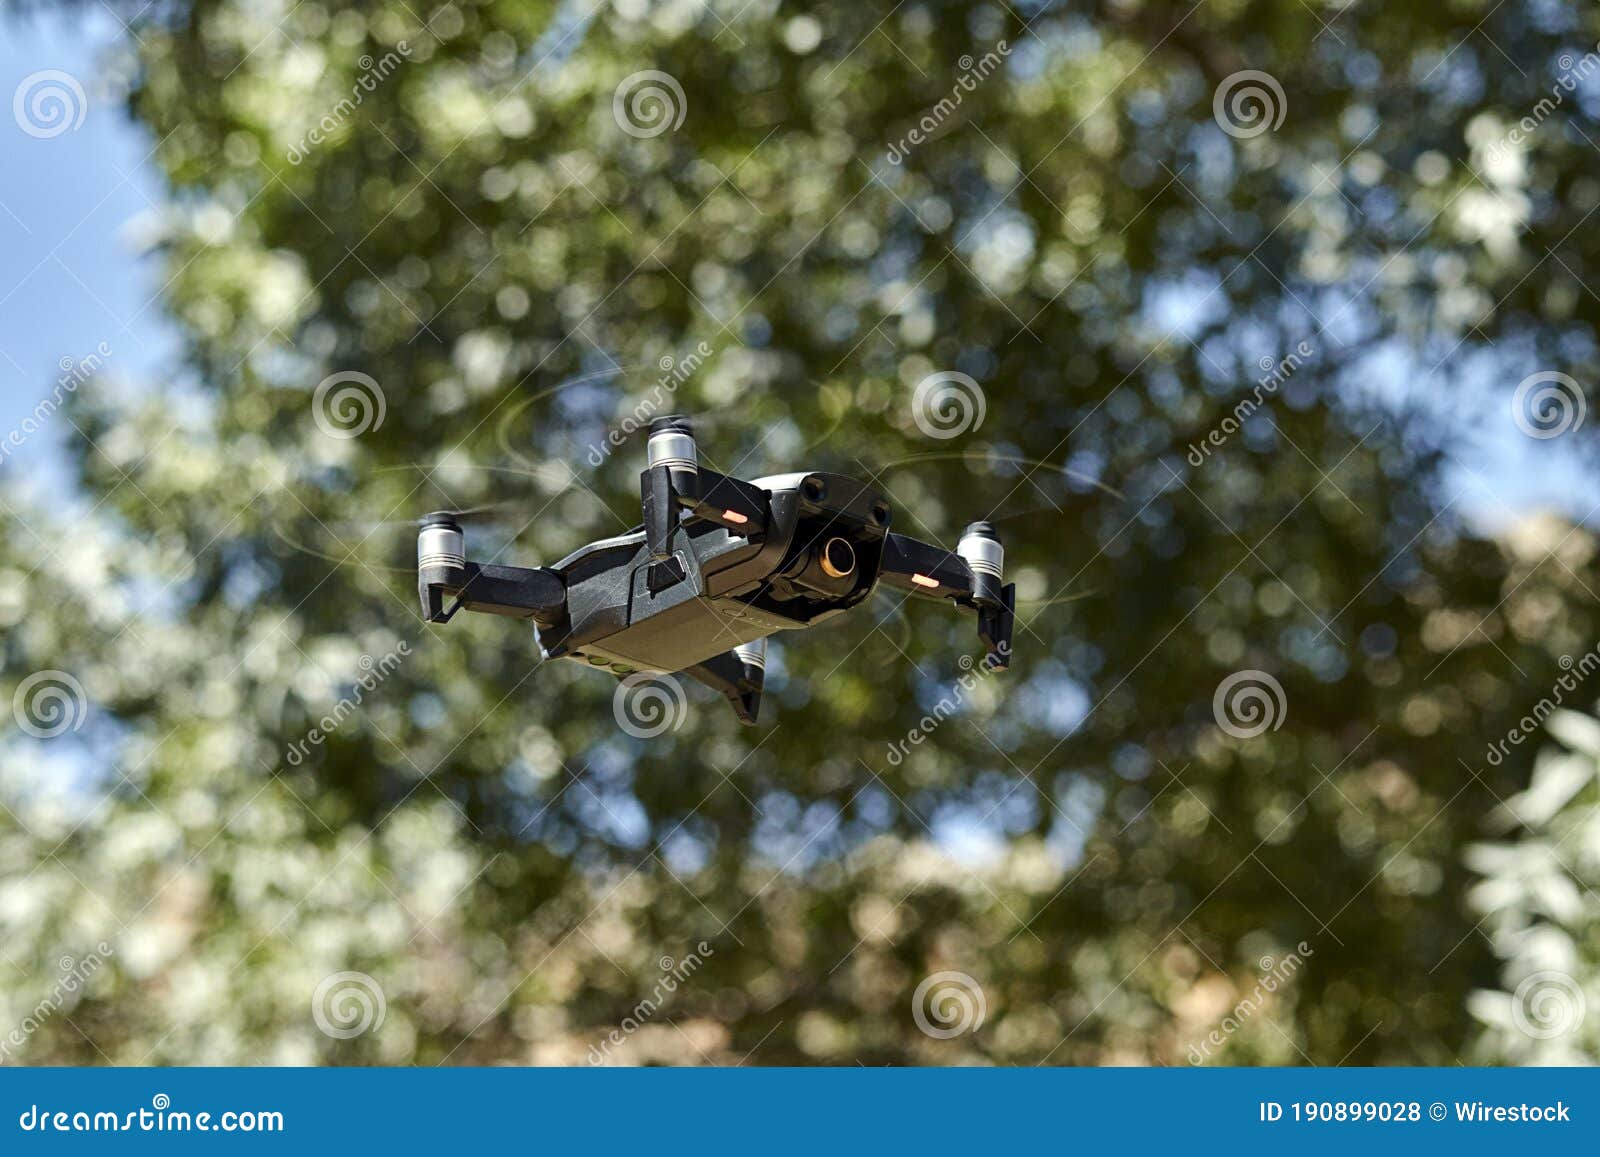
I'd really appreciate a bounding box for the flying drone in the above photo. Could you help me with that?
[416,415,1015,724]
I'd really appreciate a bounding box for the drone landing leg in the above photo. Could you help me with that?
[681,639,767,725]
[641,463,689,593]
[640,416,773,595]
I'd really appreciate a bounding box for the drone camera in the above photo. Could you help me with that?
[819,537,856,579]
[777,532,862,599]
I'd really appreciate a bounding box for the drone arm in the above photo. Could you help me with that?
[878,533,977,601]
[681,468,770,533]
[421,560,566,625]
[417,516,566,627]
[681,638,767,725]
[877,526,1015,670]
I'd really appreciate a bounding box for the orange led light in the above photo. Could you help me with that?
[722,509,749,525]
[911,573,940,588]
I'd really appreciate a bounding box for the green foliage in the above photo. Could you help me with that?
[1467,708,1600,1064]
[3,0,1599,1064]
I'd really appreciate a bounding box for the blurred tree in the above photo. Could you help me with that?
[2,0,1599,1064]
[1467,703,1600,1064]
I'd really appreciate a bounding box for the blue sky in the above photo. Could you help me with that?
[0,9,179,501]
